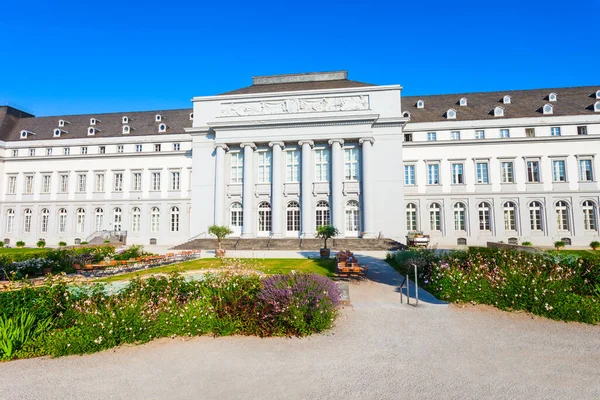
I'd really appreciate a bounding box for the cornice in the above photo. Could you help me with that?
[403,135,600,147]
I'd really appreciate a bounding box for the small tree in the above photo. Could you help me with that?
[208,225,233,250]
[590,241,600,251]
[522,241,532,246]
[16,241,25,248]
[316,225,339,250]
[554,240,565,250]
[36,240,46,248]
[58,241,67,247]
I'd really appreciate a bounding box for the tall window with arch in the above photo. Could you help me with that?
[94,208,104,231]
[40,208,50,233]
[23,209,33,233]
[406,203,418,231]
[478,202,492,231]
[503,202,517,231]
[345,200,360,234]
[131,207,141,233]
[58,208,67,233]
[454,203,466,231]
[170,207,180,232]
[555,201,570,231]
[113,207,122,231]
[286,201,300,233]
[6,209,15,233]
[529,201,543,231]
[583,200,597,231]
[429,203,441,231]
[258,202,272,234]
[76,208,86,233]
[315,201,330,229]
[150,207,160,233]
[230,203,243,236]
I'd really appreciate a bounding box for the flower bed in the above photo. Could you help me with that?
[0,272,340,360]
[389,247,600,324]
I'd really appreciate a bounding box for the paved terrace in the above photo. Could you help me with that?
[1,252,599,399]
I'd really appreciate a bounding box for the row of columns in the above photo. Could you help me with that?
[213,138,375,238]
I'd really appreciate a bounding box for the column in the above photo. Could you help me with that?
[329,139,344,236]
[360,138,375,238]
[269,141,285,238]
[213,144,228,226]
[240,142,256,238]
[299,140,314,238]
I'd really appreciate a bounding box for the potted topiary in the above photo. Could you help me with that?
[208,225,233,257]
[554,240,565,251]
[522,241,532,247]
[16,240,25,248]
[316,225,339,259]
[58,241,67,247]
[36,240,46,248]
[590,241,600,251]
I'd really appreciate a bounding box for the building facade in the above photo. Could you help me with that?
[1,71,599,247]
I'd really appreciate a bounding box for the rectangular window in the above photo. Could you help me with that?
[12,150,18,157]
[7,176,16,194]
[42,175,51,193]
[117,145,124,153]
[344,148,360,181]
[527,160,540,182]
[132,172,142,191]
[135,145,142,152]
[230,152,243,183]
[46,148,52,156]
[427,132,437,141]
[552,160,566,182]
[257,151,271,183]
[154,144,161,152]
[173,143,181,151]
[77,174,87,192]
[551,127,561,136]
[81,146,88,155]
[577,126,588,136]
[501,162,514,183]
[95,173,105,192]
[451,163,464,184]
[579,159,594,181]
[24,175,34,194]
[114,173,123,192]
[476,162,489,184]
[28,148,35,157]
[315,149,330,182]
[427,164,440,185]
[286,150,300,182]
[475,130,485,139]
[526,128,535,138]
[99,146,106,154]
[151,172,161,191]
[171,171,180,190]
[63,147,70,155]
[59,174,69,193]
[404,165,415,185]
[450,131,461,140]
[404,134,413,142]
[500,129,510,139]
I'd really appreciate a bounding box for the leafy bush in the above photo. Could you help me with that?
[36,240,46,248]
[591,241,600,251]
[0,311,51,359]
[554,240,565,250]
[16,241,25,248]
[391,247,600,324]
[522,241,533,246]
[113,245,147,261]
[103,239,111,243]
[58,241,67,247]
[80,241,89,245]
[0,242,4,248]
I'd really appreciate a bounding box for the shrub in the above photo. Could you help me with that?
[0,242,4,248]
[103,239,111,244]
[554,240,565,250]
[36,240,46,248]
[0,311,52,359]
[58,241,67,247]
[16,241,25,248]
[113,245,146,261]
[591,241,600,251]
[522,241,533,246]
[80,241,89,245]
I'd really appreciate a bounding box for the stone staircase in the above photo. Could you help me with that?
[172,237,404,251]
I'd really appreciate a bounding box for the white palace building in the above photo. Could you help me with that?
[1,71,599,247]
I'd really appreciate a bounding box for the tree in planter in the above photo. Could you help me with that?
[554,240,565,250]
[58,241,67,247]
[316,225,339,259]
[36,240,46,248]
[590,241,600,251]
[522,241,533,246]
[16,241,25,248]
[208,225,233,257]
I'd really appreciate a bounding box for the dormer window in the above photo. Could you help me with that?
[595,101,600,112]
[548,93,557,102]
[459,97,467,107]
[543,104,554,115]
[20,130,35,139]
[402,111,411,119]
[90,118,101,126]
[503,95,511,104]
[58,119,69,127]
[416,100,424,109]
[446,109,456,119]
[493,106,505,117]
[158,123,167,132]
[155,114,162,122]
[596,90,600,99]
[122,116,129,124]
[88,127,99,136]
[53,129,67,137]
[189,112,194,120]
[122,125,131,134]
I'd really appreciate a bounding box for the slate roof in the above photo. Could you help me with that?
[220,79,376,95]
[0,107,192,142]
[403,86,600,123]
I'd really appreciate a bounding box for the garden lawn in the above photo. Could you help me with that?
[98,257,336,283]
[0,248,51,258]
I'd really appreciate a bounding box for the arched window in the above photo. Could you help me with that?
[76,208,86,233]
[150,207,160,233]
[454,202,466,231]
[429,203,441,231]
[315,200,330,228]
[230,202,243,231]
[23,208,33,233]
[406,203,418,231]
[6,209,15,233]
[478,202,491,231]
[170,207,180,232]
[494,106,505,117]
[258,202,272,233]
[58,208,67,233]
[113,207,122,231]
[583,200,597,231]
[40,208,50,233]
[131,207,141,233]
[446,108,456,119]
[529,201,543,231]
[543,103,553,115]
[345,200,360,234]
[457,238,467,246]
[94,208,104,231]
[286,201,300,233]
[555,201,569,231]
[503,202,517,231]
[508,237,519,245]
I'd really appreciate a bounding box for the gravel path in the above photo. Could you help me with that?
[1,255,599,400]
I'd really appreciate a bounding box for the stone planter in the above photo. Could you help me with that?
[215,248,226,258]
[320,248,331,259]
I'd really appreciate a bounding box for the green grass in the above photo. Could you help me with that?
[97,257,336,283]
[547,249,600,258]
[0,248,51,257]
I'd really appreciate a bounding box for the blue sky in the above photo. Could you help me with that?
[1,0,598,116]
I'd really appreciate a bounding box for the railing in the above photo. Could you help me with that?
[86,230,128,243]
[299,237,304,250]
[234,236,242,250]
[85,231,101,242]
[267,233,274,249]
[186,232,206,242]
[400,263,419,306]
